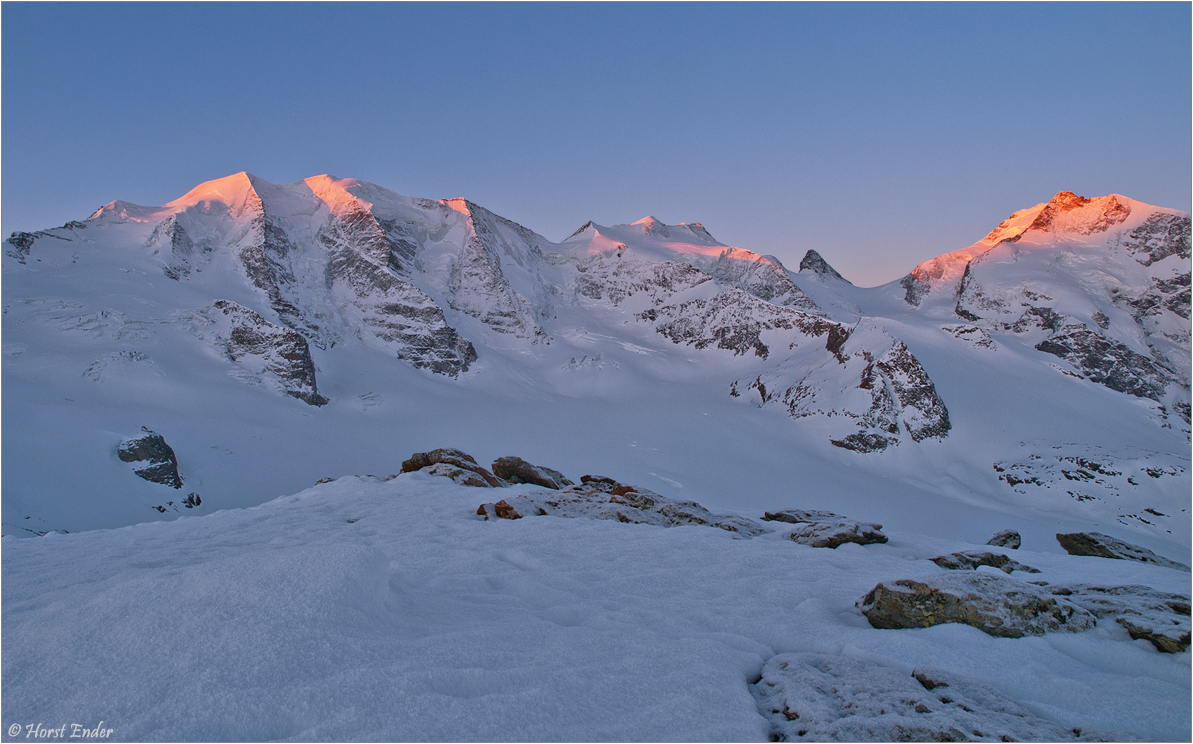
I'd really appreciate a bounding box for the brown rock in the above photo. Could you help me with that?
[401,448,505,487]
[859,573,1095,638]
[930,550,1038,574]
[787,520,887,548]
[1056,532,1189,571]
[493,500,522,520]
[491,456,573,489]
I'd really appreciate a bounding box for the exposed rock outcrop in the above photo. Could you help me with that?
[986,529,1021,549]
[1049,584,1190,653]
[575,255,711,306]
[117,427,183,489]
[859,573,1096,638]
[787,520,889,549]
[751,653,1124,743]
[204,300,329,406]
[315,200,479,376]
[642,288,833,359]
[762,509,887,548]
[401,448,505,487]
[798,249,850,283]
[445,199,546,340]
[1055,532,1190,571]
[491,456,573,489]
[741,323,951,452]
[708,248,820,310]
[1121,212,1191,267]
[477,499,523,520]
[929,550,1038,574]
[494,476,769,536]
[1034,324,1173,401]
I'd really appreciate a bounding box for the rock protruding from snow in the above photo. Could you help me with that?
[740,323,951,452]
[987,529,1021,549]
[443,199,547,341]
[401,448,505,487]
[491,456,573,490]
[859,572,1096,638]
[1121,212,1191,267]
[761,509,845,524]
[752,653,1122,743]
[575,254,711,306]
[477,499,523,520]
[1033,323,1173,401]
[502,476,769,536]
[1050,584,1191,653]
[708,248,820,311]
[117,427,183,489]
[929,550,1039,574]
[787,520,889,549]
[1055,532,1190,571]
[642,288,833,359]
[798,249,850,284]
[762,509,888,548]
[204,300,329,406]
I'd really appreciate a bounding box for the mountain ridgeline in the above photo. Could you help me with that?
[6,177,1189,443]
[3,174,1189,536]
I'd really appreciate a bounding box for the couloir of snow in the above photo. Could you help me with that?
[2,473,1189,741]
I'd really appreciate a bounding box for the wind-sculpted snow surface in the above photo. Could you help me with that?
[4,475,1187,741]
[752,654,1128,742]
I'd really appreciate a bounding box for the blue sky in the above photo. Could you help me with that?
[3,2,1189,286]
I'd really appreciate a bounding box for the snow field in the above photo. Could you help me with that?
[3,473,1188,741]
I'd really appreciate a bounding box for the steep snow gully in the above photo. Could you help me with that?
[2,176,1190,740]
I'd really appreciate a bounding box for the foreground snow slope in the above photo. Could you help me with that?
[3,473,1189,741]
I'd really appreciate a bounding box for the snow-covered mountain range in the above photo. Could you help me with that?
[3,175,1189,541]
[3,175,1189,740]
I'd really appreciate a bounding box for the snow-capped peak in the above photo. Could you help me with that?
[1018,191,1133,238]
[798,250,851,284]
[166,171,266,217]
[899,191,1187,306]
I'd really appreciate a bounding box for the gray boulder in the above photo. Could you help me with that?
[401,448,505,487]
[505,477,769,536]
[788,520,888,549]
[1049,584,1191,653]
[117,427,183,489]
[930,550,1039,574]
[987,529,1021,549]
[491,456,573,489]
[1056,532,1190,571]
[762,509,887,548]
[859,572,1096,638]
[762,508,844,524]
[752,652,1128,742]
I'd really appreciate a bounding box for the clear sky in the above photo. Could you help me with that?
[3,2,1189,286]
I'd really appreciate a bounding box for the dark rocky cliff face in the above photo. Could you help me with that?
[799,249,850,284]
[118,427,183,488]
[209,300,329,406]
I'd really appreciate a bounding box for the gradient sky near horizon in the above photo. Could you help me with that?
[3,3,1190,286]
